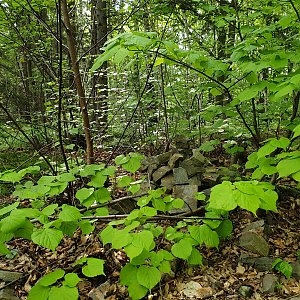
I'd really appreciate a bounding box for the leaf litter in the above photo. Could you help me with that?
[0,180,300,299]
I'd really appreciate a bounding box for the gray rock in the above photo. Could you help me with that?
[262,274,278,293]
[152,166,171,182]
[160,174,174,190]
[239,255,274,272]
[172,185,198,213]
[155,152,172,165]
[168,153,184,168]
[191,149,207,165]
[239,232,270,256]
[0,288,19,300]
[202,167,220,185]
[289,298,300,300]
[238,285,253,298]
[174,135,190,149]
[0,270,22,282]
[88,281,110,300]
[243,220,265,232]
[173,167,189,185]
[140,156,159,172]
[180,159,204,177]
[188,175,202,186]
[291,261,300,280]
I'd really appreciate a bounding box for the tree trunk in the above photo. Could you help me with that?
[61,0,94,164]
[91,0,108,131]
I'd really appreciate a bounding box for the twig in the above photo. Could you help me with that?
[0,273,29,291]
[289,0,300,23]
[79,193,147,213]
[81,214,224,221]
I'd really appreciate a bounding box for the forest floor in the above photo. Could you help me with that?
[0,151,300,299]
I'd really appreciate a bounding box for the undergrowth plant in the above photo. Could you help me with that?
[1,123,300,299]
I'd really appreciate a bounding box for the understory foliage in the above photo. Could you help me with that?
[0,122,299,299]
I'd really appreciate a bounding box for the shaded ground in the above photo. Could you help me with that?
[0,191,300,299]
[0,150,300,299]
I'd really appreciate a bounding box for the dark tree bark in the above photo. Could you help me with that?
[91,0,108,130]
[61,0,94,164]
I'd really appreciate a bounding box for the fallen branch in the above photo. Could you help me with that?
[81,214,223,222]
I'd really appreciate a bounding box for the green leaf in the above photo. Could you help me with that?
[124,244,144,260]
[187,248,203,265]
[171,238,193,259]
[113,47,130,64]
[89,172,107,188]
[115,154,129,165]
[91,45,121,72]
[46,182,67,196]
[159,260,171,274]
[95,207,109,216]
[257,143,277,158]
[60,222,78,236]
[100,225,114,245]
[79,220,95,234]
[117,175,133,187]
[273,259,293,278]
[100,226,132,248]
[0,242,11,255]
[208,182,236,211]
[82,258,105,277]
[101,166,116,176]
[120,263,138,286]
[274,84,294,99]
[0,212,26,233]
[75,188,94,202]
[140,206,157,217]
[14,219,34,239]
[259,190,278,212]
[59,205,81,222]
[79,164,105,177]
[132,231,154,250]
[93,187,111,203]
[233,190,260,215]
[137,266,161,290]
[64,273,81,287]
[292,124,300,139]
[39,269,65,286]
[0,171,23,183]
[48,286,79,300]
[57,173,76,182]
[172,198,184,209]
[128,184,140,194]
[277,158,300,178]
[128,282,148,300]
[203,211,222,229]
[38,176,56,185]
[215,220,233,238]
[27,284,50,300]
[31,228,63,251]
[189,225,219,248]
[42,204,58,216]
[0,202,19,216]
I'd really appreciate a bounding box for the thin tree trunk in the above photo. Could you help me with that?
[61,0,94,164]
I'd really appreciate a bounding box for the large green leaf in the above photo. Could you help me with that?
[38,269,65,286]
[137,265,161,290]
[48,286,79,300]
[208,181,236,211]
[31,228,63,251]
[171,238,193,259]
[277,158,300,178]
[59,205,81,222]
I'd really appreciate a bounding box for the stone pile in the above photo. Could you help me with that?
[141,148,217,213]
